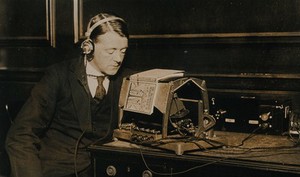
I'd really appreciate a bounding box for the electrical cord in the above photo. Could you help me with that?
[138,146,227,176]
[127,127,300,176]
[200,145,300,160]
[74,129,87,177]
[228,126,262,148]
[135,134,300,172]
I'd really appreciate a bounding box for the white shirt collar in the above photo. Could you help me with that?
[85,61,109,97]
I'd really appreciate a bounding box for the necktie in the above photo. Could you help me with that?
[94,76,106,100]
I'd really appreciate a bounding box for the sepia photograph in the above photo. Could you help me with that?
[1,0,300,177]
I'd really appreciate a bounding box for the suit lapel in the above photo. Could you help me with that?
[68,58,92,132]
[67,59,132,133]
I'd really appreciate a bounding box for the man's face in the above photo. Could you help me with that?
[91,31,128,76]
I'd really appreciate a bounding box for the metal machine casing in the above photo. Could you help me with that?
[113,69,215,146]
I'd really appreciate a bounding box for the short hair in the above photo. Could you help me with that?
[87,12,129,42]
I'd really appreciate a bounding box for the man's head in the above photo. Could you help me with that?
[82,13,129,76]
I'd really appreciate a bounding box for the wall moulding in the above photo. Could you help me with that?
[73,0,300,44]
[0,0,56,47]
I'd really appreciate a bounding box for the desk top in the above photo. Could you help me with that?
[89,131,300,175]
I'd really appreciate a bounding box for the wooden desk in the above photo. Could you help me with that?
[89,131,300,177]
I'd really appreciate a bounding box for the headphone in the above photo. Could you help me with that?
[81,16,124,61]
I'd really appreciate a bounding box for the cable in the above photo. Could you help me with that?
[74,129,87,177]
[138,146,227,176]
[229,126,262,148]
[201,146,300,160]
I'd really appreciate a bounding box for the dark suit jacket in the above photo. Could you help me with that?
[5,57,133,177]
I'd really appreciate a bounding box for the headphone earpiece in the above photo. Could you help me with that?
[81,39,94,55]
[81,39,94,61]
[81,16,125,61]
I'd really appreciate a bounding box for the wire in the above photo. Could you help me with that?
[201,145,300,160]
[74,129,87,177]
[128,129,300,176]
[138,146,227,176]
[229,126,262,148]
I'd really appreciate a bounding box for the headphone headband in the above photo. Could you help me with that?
[85,17,125,37]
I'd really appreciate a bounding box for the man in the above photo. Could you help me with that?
[6,12,132,177]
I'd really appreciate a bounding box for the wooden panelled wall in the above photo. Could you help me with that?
[1,0,300,115]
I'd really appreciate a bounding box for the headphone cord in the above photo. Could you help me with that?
[74,129,87,177]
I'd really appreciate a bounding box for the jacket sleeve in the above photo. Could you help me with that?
[5,65,61,177]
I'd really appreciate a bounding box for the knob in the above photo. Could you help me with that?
[142,170,153,177]
[260,112,271,121]
[106,165,117,176]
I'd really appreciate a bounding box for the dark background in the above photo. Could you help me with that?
[1,0,300,130]
[0,0,300,125]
